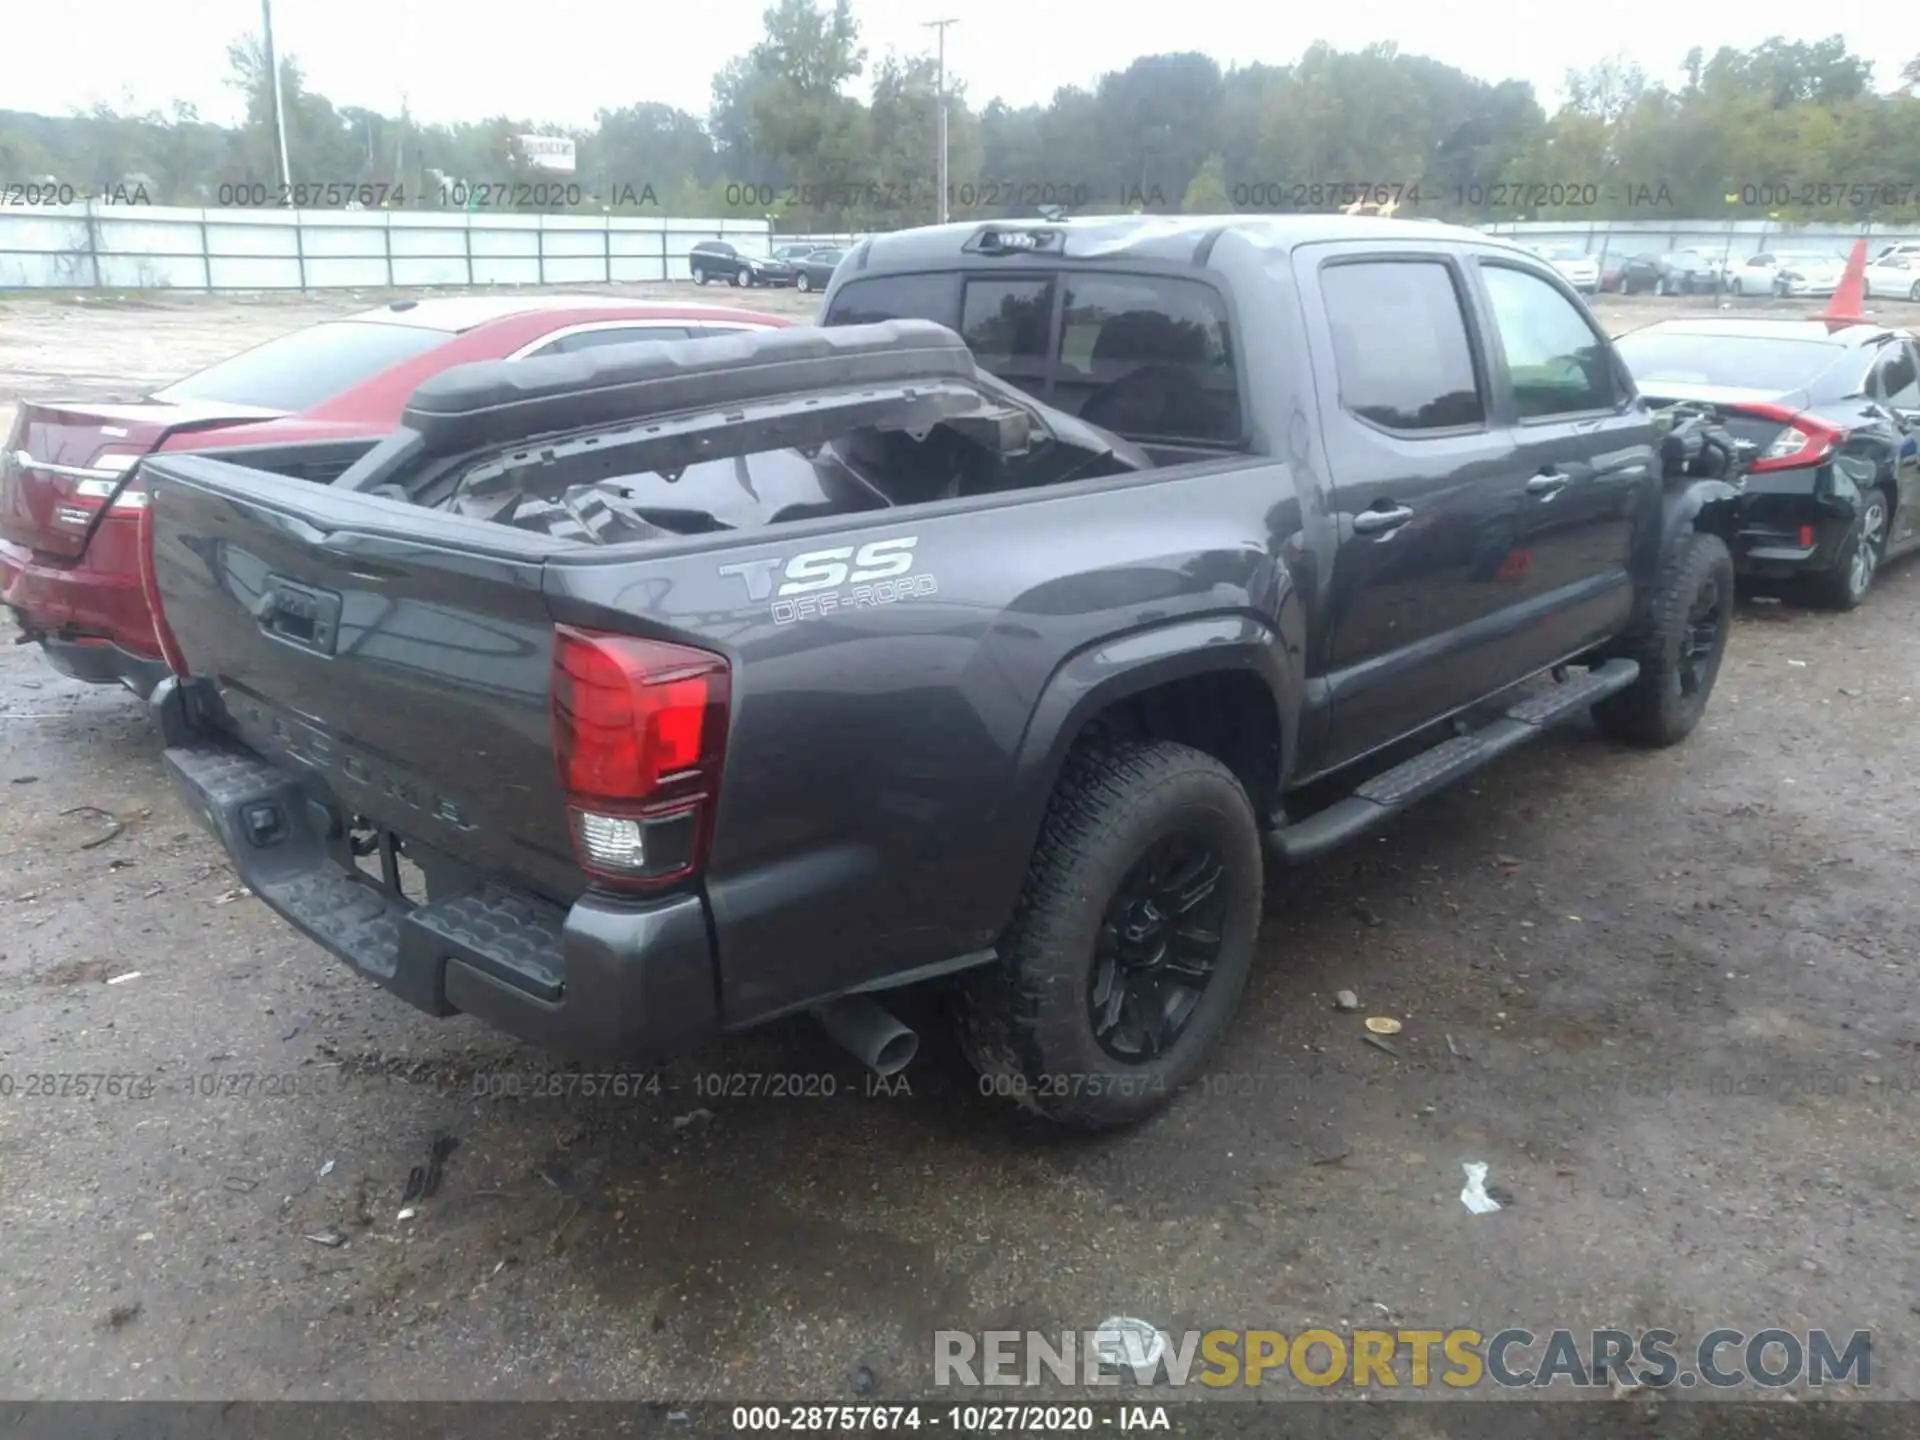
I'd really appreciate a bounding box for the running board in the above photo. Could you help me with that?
[1265,659,1639,865]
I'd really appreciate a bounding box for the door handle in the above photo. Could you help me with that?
[1526,470,1571,498]
[1352,504,1414,536]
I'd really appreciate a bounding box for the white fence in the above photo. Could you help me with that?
[1479,218,1920,265]
[0,203,775,291]
[782,219,1920,267]
[8,208,1918,292]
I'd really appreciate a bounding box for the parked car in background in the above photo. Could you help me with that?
[771,243,821,263]
[688,239,796,288]
[1872,242,1920,265]
[1532,244,1600,293]
[1725,250,1846,298]
[1615,314,1920,609]
[1617,250,1719,296]
[1863,252,1920,302]
[793,247,847,293]
[0,297,789,694]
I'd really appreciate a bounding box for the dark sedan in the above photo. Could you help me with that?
[793,246,847,294]
[1616,250,1720,296]
[1616,317,1920,608]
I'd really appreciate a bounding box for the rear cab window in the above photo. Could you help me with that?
[153,320,450,412]
[827,269,1242,447]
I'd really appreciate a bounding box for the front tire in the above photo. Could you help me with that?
[733,269,751,288]
[1592,532,1734,748]
[955,739,1263,1131]
[1803,489,1889,612]
[1653,275,1670,296]
[1909,279,1920,303]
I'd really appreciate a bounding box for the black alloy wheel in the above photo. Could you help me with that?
[1087,830,1229,1063]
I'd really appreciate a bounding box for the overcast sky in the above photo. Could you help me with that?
[6,0,1905,128]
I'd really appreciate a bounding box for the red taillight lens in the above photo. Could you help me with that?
[136,483,188,676]
[549,626,730,891]
[1738,403,1846,474]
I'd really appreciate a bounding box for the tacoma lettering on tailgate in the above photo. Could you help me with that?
[227,694,476,831]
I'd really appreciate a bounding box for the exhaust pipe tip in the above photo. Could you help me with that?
[812,995,918,1077]
[869,1026,918,1077]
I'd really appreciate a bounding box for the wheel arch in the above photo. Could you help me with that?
[975,615,1299,936]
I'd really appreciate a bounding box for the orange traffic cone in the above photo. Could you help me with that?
[1817,238,1868,326]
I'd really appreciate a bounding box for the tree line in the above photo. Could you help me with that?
[3,4,1919,232]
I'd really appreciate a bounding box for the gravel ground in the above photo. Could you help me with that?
[1,283,1918,1408]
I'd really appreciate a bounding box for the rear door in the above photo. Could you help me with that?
[1294,244,1530,768]
[1465,256,1654,663]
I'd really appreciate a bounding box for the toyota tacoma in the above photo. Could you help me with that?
[139,215,1743,1130]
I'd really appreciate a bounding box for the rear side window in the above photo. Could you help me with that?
[153,320,449,412]
[824,273,959,328]
[1321,261,1485,431]
[1877,344,1919,410]
[1478,264,1617,418]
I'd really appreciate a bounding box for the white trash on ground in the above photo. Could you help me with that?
[1460,1162,1503,1214]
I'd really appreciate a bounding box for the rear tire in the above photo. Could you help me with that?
[954,739,1263,1131]
[797,273,813,293]
[1802,488,1889,612]
[1592,531,1734,748]
[692,267,708,286]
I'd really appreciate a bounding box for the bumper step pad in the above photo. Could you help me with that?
[164,739,566,1011]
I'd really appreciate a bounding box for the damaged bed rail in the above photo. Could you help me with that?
[333,319,983,494]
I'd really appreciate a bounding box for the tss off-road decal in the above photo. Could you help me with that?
[719,536,938,626]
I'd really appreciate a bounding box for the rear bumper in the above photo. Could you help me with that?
[0,524,165,685]
[157,689,719,1060]
[27,630,171,696]
[1731,479,1855,578]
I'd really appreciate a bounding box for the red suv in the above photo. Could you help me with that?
[1,296,790,694]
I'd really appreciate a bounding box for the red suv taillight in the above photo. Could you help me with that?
[549,626,730,891]
[1738,402,1847,474]
[136,482,189,676]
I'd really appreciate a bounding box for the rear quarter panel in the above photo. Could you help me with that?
[546,461,1306,1026]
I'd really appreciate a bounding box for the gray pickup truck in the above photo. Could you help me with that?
[140,214,1743,1130]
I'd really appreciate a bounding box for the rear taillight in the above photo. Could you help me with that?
[3,450,147,555]
[1739,403,1846,474]
[549,626,730,891]
[136,486,188,676]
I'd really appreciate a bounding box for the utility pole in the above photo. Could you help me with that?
[261,0,293,199]
[923,19,957,224]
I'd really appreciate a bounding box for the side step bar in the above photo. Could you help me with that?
[1265,659,1639,865]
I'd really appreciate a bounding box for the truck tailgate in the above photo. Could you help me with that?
[143,451,585,901]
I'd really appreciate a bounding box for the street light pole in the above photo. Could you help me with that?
[923,19,957,224]
[261,0,293,199]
